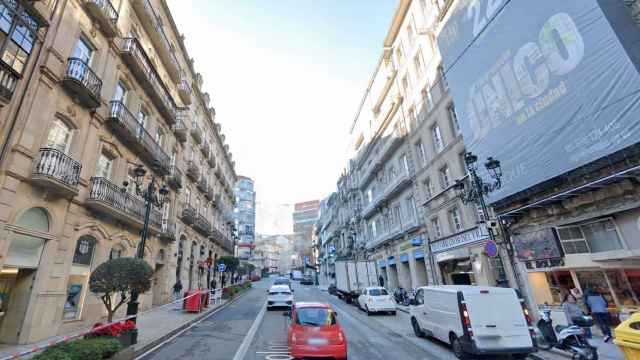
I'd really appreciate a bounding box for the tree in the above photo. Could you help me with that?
[217,256,239,284]
[89,258,153,322]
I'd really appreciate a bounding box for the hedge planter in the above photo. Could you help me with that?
[117,329,138,348]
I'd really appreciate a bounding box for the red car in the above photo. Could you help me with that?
[287,302,347,360]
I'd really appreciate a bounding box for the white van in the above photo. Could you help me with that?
[409,285,536,359]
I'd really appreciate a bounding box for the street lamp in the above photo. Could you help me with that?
[124,164,169,322]
[453,152,508,285]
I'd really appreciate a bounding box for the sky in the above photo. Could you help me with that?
[167,1,397,234]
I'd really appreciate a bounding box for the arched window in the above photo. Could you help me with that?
[5,208,50,268]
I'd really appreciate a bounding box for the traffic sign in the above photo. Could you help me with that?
[218,263,226,272]
[485,240,499,258]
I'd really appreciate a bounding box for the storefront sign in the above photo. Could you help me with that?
[430,226,489,253]
[387,256,396,266]
[513,228,562,260]
[434,247,472,263]
[413,250,425,259]
[411,236,424,246]
[400,254,409,263]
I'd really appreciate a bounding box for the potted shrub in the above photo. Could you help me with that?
[88,258,153,347]
[88,320,137,347]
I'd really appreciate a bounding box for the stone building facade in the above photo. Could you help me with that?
[0,0,236,345]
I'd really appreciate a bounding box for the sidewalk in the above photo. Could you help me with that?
[0,291,248,359]
[395,304,624,360]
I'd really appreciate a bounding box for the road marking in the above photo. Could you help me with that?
[232,302,267,360]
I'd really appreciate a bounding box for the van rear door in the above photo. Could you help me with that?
[464,289,533,350]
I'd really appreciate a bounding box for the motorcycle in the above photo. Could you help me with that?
[535,309,598,360]
[393,288,413,306]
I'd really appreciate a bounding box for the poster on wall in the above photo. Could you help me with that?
[437,0,640,203]
[512,228,562,260]
[63,283,83,320]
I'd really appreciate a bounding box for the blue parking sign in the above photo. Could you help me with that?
[218,263,226,273]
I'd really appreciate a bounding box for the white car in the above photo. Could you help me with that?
[267,285,293,310]
[357,286,396,315]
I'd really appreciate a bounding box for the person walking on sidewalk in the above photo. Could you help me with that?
[172,280,183,300]
[585,287,612,342]
[562,294,585,326]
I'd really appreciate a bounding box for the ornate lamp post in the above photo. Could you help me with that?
[124,164,169,322]
[453,152,508,285]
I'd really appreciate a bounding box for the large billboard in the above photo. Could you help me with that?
[438,0,640,203]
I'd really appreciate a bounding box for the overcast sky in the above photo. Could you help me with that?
[167,1,396,234]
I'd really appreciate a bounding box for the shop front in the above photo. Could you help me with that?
[430,225,499,286]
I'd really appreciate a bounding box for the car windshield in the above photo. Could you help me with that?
[274,279,289,285]
[295,308,335,327]
[369,289,388,296]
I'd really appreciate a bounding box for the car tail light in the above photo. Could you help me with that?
[459,299,473,338]
[338,331,345,344]
[291,333,298,344]
[520,299,535,336]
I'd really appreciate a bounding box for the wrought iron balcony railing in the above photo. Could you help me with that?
[178,77,191,105]
[172,112,187,142]
[63,58,102,108]
[32,148,82,197]
[179,203,196,224]
[107,100,170,175]
[0,58,19,103]
[193,213,211,235]
[120,37,177,125]
[186,160,199,181]
[160,220,176,242]
[197,176,208,192]
[87,177,162,231]
[190,121,202,144]
[167,165,183,190]
[83,0,118,37]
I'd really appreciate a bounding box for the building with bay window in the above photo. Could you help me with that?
[0,0,237,345]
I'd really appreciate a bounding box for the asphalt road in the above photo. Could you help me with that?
[139,278,544,360]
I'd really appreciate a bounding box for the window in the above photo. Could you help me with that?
[432,124,444,152]
[439,165,450,188]
[400,153,409,173]
[438,65,448,91]
[72,38,93,65]
[388,165,397,180]
[184,187,191,205]
[113,81,127,103]
[475,204,486,222]
[414,50,424,79]
[407,107,416,129]
[406,16,415,46]
[395,42,404,64]
[406,196,417,221]
[137,107,147,128]
[557,226,590,254]
[393,205,401,225]
[415,140,426,166]
[422,86,434,112]
[46,119,73,154]
[449,207,463,232]
[431,217,442,238]
[95,153,113,179]
[448,104,460,136]
[156,128,165,148]
[424,178,434,199]
[0,2,37,75]
[402,75,410,94]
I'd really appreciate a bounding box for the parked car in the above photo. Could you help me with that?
[357,286,396,315]
[286,302,347,360]
[274,277,292,290]
[250,274,261,282]
[300,274,314,285]
[409,286,535,360]
[267,285,293,310]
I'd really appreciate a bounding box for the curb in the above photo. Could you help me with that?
[133,289,252,357]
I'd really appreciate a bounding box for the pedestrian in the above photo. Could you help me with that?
[172,279,183,299]
[379,275,385,288]
[585,288,612,342]
[562,293,585,326]
[211,279,217,290]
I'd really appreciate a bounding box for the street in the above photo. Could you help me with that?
[137,279,541,360]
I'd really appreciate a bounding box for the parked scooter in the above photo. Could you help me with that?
[535,309,598,360]
[393,288,412,306]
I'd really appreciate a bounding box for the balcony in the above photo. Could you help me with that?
[179,203,196,225]
[83,0,118,37]
[212,193,221,208]
[214,166,222,179]
[172,113,187,143]
[167,165,183,190]
[383,170,412,200]
[106,101,170,175]
[207,154,216,168]
[62,58,102,109]
[31,148,82,197]
[186,160,199,181]
[160,220,176,242]
[190,121,202,144]
[197,176,207,192]
[193,214,211,235]
[87,177,162,233]
[205,185,214,201]
[178,77,192,105]
[120,37,177,125]
[130,0,181,82]
[361,193,383,219]
[0,62,19,103]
